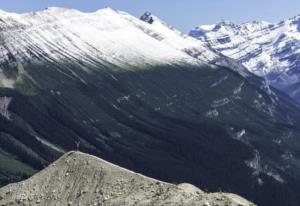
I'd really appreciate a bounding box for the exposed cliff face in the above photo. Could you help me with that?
[0,151,255,206]
[190,16,300,101]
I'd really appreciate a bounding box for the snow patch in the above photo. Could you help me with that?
[212,98,230,107]
[272,138,282,145]
[257,178,264,186]
[233,82,244,95]
[246,150,285,183]
[210,76,228,88]
[35,135,65,153]
[281,151,294,161]
[0,96,12,119]
[266,172,285,183]
[117,95,130,103]
[246,150,262,176]
[206,109,219,118]
[0,71,15,88]
[236,129,246,140]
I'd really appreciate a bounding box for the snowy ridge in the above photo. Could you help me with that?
[0,7,195,65]
[0,7,199,88]
[190,15,300,101]
[135,12,251,77]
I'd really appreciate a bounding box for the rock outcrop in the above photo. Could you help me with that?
[0,151,254,206]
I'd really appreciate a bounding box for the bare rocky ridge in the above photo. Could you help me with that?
[0,152,254,206]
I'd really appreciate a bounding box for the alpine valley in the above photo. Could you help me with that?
[0,7,300,206]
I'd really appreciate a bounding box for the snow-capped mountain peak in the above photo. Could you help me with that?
[0,7,194,64]
[190,16,300,101]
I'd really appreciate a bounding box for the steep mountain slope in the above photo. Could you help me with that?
[0,7,300,206]
[190,16,300,101]
[0,7,214,75]
[0,151,255,206]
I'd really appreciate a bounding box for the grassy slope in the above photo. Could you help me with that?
[0,148,35,185]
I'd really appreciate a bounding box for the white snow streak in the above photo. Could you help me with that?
[0,96,12,119]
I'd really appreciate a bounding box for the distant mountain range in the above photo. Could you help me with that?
[0,7,300,206]
[190,15,300,102]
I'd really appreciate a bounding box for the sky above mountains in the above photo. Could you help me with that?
[1,0,300,32]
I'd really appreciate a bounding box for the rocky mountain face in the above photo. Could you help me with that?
[0,7,300,206]
[0,151,255,206]
[189,15,300,102]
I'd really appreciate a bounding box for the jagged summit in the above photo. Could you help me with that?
[193,20,272,37]
[0,151,254,206]
[140,11,154,24]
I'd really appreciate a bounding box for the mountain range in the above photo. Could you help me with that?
[0,7,300,206]
[190,15,300,102]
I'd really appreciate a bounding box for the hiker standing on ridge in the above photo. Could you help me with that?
[75,140,80,151]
